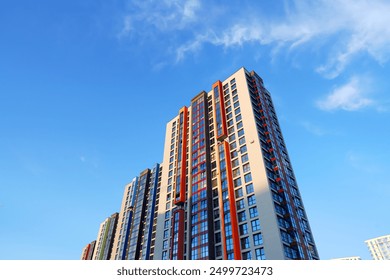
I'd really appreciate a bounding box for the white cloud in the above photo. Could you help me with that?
[301,121,329,136]
[119,0,202,37]
[173,0,390,77]
[316,77,373,111]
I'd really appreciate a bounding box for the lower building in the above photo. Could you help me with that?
[92,213,118,260]
[111,164,162,260]
[365,234,390,260]
[81,241,96,260]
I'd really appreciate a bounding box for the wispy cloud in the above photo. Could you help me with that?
[172,0,390,77]
[316,77,373,111]
[119,0,202,38]
[118,0,390,80]
[301,121,329,136]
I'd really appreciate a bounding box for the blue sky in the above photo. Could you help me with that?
[1,0,389,260]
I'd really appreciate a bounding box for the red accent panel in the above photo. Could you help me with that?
[223,141,242,260]
[83,244,91,260]
[170,209,185,260]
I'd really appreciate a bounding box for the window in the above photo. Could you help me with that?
[246,183,254,194]
[242,251,252,260]
[200,233,208,244]
[247,195,256,206]
[234,178,242,188]
[163,240,168,249]
[243,163,250,173]
[244,173,252,183]
[239,136,246,145]
[216,245,222,257]
[238,211,246,222]
[255,248,266,260]
[236,199,245,210]
[249,206,258,218]
[215,232,221,243]
[191,249,198,260]
[236,114,242,122]
[200,221,207,232]
[241,154,249,163]
[235,107,241,115]
[235,187,243,198]
[237,129,244,137]
[251,219,261,231]
[253,233,263,246]
[233,168,240,177]
[162,251,168,260]
[232,158,239,168]
[191,237,198,247]
[239,223,248,235]
[241,237,250,249]
[163,229,169,239]
[240,145,247,154]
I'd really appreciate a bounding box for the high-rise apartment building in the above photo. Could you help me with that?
[111,164,162,260]
[81,240,96,260]
[82,67,318,260]
[92,213,118,260]
[365,234,390,260]
[154,67,319,260]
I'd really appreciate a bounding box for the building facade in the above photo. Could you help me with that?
[365,234,390,260]
[111,164,162,260]
[81,240,96,260]
[153,67,319,260]
[92,213,118,260]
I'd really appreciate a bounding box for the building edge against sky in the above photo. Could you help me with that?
[365,234,390,260]
[82,67,319,260]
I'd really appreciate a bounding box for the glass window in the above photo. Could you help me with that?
[239,223,248,235]
[241,153,249,163]
[247,195,256,206]
[235,187,243,198]
[240,145,247,154]
[239,136,246,145]
[255,248,266,260]
[215,232,221,243]
[242,251,252,260]
[237,129,244,137]
[246,183,254,194]
[234,178,242,188]
[251,219,261,232]
[249,206,258,218]
[243,163,250,173]
[244,173,252,183]
[241,237,250,249]
[238,211,246,222]
[236,199,245,210]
